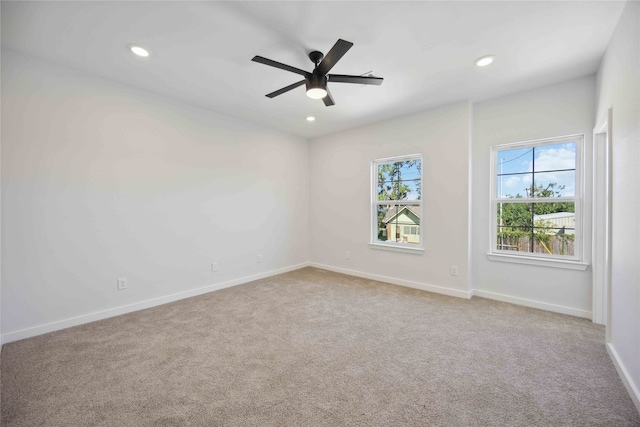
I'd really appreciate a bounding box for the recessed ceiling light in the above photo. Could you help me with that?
[475,55,495,67]
[306,116,316,122]
[129,45,150,58]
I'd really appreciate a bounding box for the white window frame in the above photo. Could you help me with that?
[369,153,424,254]
[488,135,588,270]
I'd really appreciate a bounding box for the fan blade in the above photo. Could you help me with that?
[252,56,311,77]
[266,80,306,98]
[328,74,384,85]
[322,87,335,107]
[317,39,353,75]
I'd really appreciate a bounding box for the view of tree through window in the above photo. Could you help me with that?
[495,139,579,257]
[373,156,422,246]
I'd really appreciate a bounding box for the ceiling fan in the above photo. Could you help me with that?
[251,39,383,106]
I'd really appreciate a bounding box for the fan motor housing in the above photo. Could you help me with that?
[306,73,327,91]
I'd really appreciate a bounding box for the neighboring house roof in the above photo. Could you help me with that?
[382,205,420,224]
[533,212,575,220]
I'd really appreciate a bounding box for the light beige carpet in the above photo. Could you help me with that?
[2,267,639,426]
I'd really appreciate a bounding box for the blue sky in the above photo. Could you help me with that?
[497,142,576,198]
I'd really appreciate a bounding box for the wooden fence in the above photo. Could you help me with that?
[497,235,575,256]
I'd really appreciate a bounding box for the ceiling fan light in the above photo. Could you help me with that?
[306,74,328,99]
[306,87,327,99]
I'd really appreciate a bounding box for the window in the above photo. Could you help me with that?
[404,226,419,235]
[371,154,423,252]
[491,135,583,263]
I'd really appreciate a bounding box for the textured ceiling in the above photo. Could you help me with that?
[1,1,626,138]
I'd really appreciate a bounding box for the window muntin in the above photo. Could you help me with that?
[492,136,582,260]
[372,155,423,249]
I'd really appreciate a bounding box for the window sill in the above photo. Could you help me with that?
[369,242,424,255]
[487,253,588,271]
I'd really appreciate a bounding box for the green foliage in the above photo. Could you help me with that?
[377,160,421,202]
[498,182,575,253]
[499,182,573,233]
[500,196,530,230]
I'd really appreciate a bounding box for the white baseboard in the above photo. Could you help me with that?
[607,342,640,413]
[310,263,472,299]
[472,289,592,319]
[0,263,594,345]
[1,262,310,345]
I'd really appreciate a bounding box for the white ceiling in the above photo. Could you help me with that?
[1,1,626,139]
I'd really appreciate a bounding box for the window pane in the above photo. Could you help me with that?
[376,204,420,244]
[376,205,397,241]
[497,143,576,199]
[533,171,575,197]
[533,142,576,172]
[496,146,534,197]
[377,160,421,201]
[497,147,533,175]
[497,173,531,198]
[496,201,575,256]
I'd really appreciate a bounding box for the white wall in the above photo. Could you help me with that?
[1,50,309,342]
[471,76,596,318]
[595,0,640,409]
[309,101,471,297]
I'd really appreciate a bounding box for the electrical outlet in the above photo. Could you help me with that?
[117,277,128,290]
[257,254,263,263]
[450,266,459,276]
[346,251,351,260]
[212,262,218,272]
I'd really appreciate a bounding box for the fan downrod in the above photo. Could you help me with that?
[309,51,324,66]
